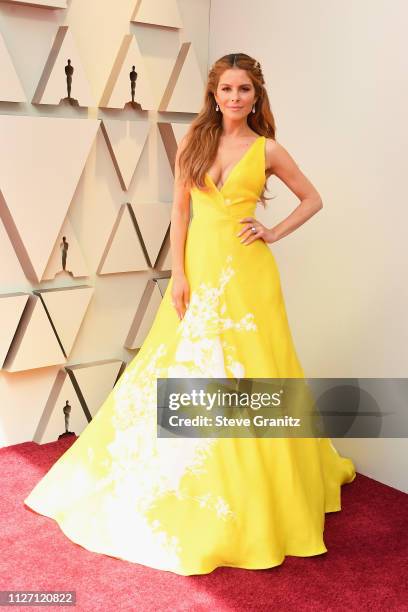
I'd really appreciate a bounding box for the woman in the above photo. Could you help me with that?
[24,53,356,576]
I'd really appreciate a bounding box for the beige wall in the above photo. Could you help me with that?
[0,0,210,445]
[209,0,408,492]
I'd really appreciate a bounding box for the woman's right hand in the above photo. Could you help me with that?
[171,272,190,320]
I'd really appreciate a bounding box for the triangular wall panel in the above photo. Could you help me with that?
[34,286,94,357]
[156,237,172,271]
[130,201,171,267]
[0,366,61,446]
[97,203,149,274]
[0,115,99,282]
[101,119,150,191]
[131,0,182,29]
[3,294,66,372]
[162,243,172,270]
[124,279,163,349]
[32,26,94,107]
[99,34,155,110]
[158,121,191,177]
[156,277,171,297]
[159,42,204,113]
[0,293,29,368]
[0,32,26,102]
[0,216,26,284]
[33,360,124,443]
[171,121,192,145]
[35,369,88,444]
[67,360,124,418]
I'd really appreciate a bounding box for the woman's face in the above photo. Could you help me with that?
[214,68,257,119]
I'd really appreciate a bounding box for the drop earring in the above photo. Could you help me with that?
[216,103,219,111]
[252,103,256,113]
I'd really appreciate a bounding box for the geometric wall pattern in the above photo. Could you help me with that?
[124,277,170,350]
[0,366,61,446]
[3,294,67,372]
[131,0,182,29]
[36,369,89,444]
[155,122,189,274]
[159,42,205,113]
[130,201,172,267]
[171,121,193,147]
[42,217,90,281]
[158,121,192,177]
[99,34,155,110]
[66,360,125,419]
[0,293,29,367]
[0,31,26,102]
[157,240,172,272]
[155,278,171,297]
[32,26,94,107]
[1,285,94,373]
[0,115,100,283]
[0,0,206,445]
[96,200,172,275]
[33,286,94,357]
[33,360,124,444]
[101,119,150,191]
[97,203,149,275]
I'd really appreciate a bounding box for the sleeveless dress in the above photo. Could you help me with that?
[23,135,356,575]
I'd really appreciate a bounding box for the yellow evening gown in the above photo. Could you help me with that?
[24,135,356,575]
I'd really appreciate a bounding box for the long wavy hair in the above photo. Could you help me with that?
[178,53,277,206]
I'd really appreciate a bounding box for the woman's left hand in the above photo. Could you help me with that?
[237,217,275,245]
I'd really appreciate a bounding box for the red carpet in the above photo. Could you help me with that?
[1,438,407,611]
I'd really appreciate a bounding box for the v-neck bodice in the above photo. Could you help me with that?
[190,135,266,221]
[206,135,264,193]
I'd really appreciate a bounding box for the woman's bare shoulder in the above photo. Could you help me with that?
[265,137,296,173]
[265,137,279,169]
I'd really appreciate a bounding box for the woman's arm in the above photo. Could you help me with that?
[239,139,323,245]
[170,136,191,276]
[169,136,191,319]
[265,139,323,242]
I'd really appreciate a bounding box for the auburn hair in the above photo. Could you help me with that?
[178,53,277,206]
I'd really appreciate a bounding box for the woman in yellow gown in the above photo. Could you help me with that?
[24,53,356,576]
